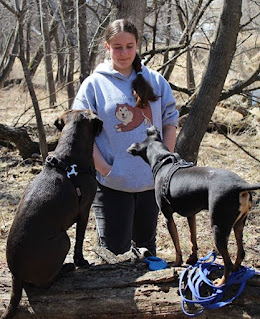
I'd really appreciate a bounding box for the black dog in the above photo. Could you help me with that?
[127,126,260,286]
[2,110,102,319]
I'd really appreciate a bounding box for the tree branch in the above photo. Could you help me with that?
[0,0,19,16]
[220,63,260,100]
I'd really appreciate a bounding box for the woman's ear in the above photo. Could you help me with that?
[105,41,110,52]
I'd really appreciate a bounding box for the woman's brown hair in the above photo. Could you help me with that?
[105,19,158,108]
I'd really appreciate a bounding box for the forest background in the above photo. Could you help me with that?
[0,0,259,305]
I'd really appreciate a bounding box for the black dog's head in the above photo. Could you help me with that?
[54,109,103,137]
[127,126,162,163]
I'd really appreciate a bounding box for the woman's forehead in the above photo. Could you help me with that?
[110,32,137,45]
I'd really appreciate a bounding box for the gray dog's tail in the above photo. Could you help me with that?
[239,183,260,192]
[1,276,22,319]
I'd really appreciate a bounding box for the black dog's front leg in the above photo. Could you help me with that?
[73,209,90,268]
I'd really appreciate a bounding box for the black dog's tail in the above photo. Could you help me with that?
[1,276,23,319]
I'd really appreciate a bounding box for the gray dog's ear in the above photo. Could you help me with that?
[126,143,140,156]
[147,125,159,136]
[147,126,162,141]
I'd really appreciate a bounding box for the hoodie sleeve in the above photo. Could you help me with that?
[159,76,179,128]
[72,76,97,112]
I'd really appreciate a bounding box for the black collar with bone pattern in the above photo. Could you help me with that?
[45,155,96,178]
[45,155,96,201]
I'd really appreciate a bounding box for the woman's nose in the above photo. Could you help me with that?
[120,47,127,55]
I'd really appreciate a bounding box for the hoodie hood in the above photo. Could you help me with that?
[94,59,143,82]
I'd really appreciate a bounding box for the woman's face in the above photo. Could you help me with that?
[105,32,137,77]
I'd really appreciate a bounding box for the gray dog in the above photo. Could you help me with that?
[127,126,260,286]
[2,110,102,319]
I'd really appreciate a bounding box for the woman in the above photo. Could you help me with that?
[73,19,179,256]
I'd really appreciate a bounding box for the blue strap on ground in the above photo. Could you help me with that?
[179,251,255,317]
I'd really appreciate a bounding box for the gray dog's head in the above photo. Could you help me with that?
[127,126,162,163]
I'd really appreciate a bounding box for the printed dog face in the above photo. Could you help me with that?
[115,104,134,125]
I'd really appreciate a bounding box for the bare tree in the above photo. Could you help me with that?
[39,0,56,106]
[0,0,48,160]
[175,0,243,162]
[77,0,89,83]
[0,22,19,87]
[110,0,147,52]
[59,0,75,108]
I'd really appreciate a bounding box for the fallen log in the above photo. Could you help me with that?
[0,123,58,159]
[0,261,260,319]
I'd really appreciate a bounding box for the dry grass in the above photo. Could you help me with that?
[0,61,259,274]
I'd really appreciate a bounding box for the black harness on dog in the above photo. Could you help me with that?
[152,153,193,205]
[45,155,96,202]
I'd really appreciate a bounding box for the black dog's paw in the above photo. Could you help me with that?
[62,262,76,272]
[54,263,75,282]
[74,257,90,268]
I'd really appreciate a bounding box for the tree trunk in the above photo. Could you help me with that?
[186,48,195,90]
[53,27,66,84]
[110,0,146,52]
[0,23,19,88]
[0,263,259,318]
[175,0,195,90]
[176,0,242,162]
[60,0,75,108]
[39,0,57,106]
[28,18,58,78]
[16,3,48,161]
[163,0,172,66]
[77,0,89,84]
[25,1,32,65]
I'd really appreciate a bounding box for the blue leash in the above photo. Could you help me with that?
[179,251,255,317]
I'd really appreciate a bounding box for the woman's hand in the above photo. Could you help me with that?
[93,143,112,177]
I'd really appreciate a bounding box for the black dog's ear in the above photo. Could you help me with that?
[126,143,140,156]
[93,117,103,136]
[54,118,65,131]
[54,110,73,131]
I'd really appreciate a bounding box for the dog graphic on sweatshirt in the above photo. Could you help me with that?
[114,103,153,132]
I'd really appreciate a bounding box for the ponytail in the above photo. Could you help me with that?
[132,54,158,108]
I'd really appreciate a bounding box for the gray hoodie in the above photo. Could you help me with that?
[72,60,179,192]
